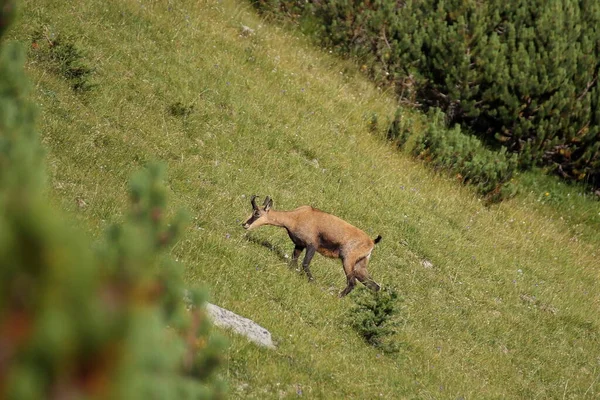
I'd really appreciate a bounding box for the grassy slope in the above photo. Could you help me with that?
[12,0,600,398]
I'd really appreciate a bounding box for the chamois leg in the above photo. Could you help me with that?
[354,258,381,292]
[291,245,304,268]
[301,246,316,282]
[339,275,357,297]
[339,256,358,297]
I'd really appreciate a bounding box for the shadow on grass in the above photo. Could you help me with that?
[244,234,291,264]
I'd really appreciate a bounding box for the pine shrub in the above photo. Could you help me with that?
[0,8,225,399]
[411,109,518,202]
[30,27,95,92]
[252,0,600,190]
[386,107,414,148]
[348,287,400,354]
[168,101,195,118]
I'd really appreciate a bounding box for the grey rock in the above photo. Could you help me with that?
[205,303,276,349]
[183,290,275,349]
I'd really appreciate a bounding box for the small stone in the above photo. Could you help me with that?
[240,25,255,37]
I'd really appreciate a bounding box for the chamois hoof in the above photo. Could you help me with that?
[368,281,381,292]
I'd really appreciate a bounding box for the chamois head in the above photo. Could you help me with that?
[242,195,272,230]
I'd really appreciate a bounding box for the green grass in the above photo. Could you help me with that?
[9,0,600,398]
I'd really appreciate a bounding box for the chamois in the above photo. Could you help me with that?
[242,195,382,297]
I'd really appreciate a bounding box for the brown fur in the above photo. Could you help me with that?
[243,196,381,297]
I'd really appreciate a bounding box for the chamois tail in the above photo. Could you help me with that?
[373,235,382,244]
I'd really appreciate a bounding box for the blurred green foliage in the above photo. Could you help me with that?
[0,5,225,398]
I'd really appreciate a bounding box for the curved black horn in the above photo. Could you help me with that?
[263,196,271,207]
[250,195,258,209]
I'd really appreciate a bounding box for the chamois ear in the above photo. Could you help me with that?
[250,195,258,210]
[263,196,273,211]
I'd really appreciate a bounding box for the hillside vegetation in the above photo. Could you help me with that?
[253,0,600,188]
[9,0,600,398]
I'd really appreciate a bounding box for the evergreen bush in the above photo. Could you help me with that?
[30,27,95,92]
[169,101,195,118]
[414,109,518,202]
[252,0,600,190]
[386,107,413,148]
[348,287,400,354]
[388,108,517,202]
[0,7,225,398]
